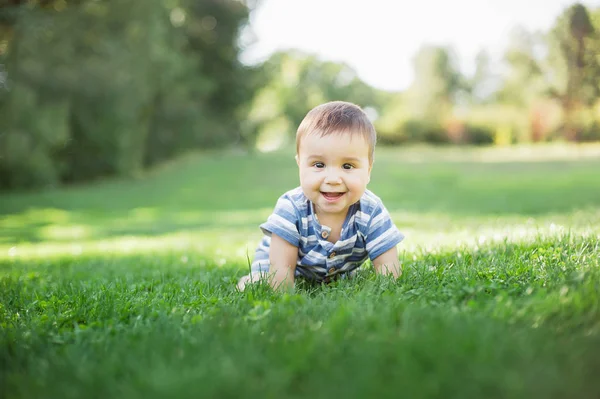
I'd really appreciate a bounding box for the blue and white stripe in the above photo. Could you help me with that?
[252,187,404,281]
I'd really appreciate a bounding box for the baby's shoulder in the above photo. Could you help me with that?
[358,189,385,215]
[279,187,307,205]
[274,187,310,215]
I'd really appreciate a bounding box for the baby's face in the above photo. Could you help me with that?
[296,132,372,220]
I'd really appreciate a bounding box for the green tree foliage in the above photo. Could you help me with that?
[546,3,598,140]
[468,49,497,105]
[487,28,549,142]
[0,0,255,189]
[407,45,464,121]
[497,27,547,108]
[375,45,468,145]
[589,8,600,96]
[497,4,600,142]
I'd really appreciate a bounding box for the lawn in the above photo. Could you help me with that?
[2,144,600,398]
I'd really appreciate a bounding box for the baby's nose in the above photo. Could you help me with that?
[324,171,342,183]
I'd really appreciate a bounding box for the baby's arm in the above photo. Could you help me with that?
[373,246,402,279]
[268,233,299,290]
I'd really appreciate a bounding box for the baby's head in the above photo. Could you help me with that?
[296,101,377,164]
[295,102,377,217]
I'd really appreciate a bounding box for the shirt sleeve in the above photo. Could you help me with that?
[365,202,404,261]
[259,195,301,247]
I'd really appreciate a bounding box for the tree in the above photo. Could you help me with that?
[497,27,547,108]
[468,49,498,105]
[0,0,258,190]
[547,3,597,140]
[406,45,464,121]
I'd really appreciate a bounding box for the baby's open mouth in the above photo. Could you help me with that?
[321,192,345,200]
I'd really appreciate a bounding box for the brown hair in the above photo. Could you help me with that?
[296,101,377,162]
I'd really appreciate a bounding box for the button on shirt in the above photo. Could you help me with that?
[251,187,405,282]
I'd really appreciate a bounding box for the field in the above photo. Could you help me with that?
[2,144,600,398]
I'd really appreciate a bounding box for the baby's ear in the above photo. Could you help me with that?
[295,154,299,166]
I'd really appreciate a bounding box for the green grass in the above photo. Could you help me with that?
[2,144,600,398]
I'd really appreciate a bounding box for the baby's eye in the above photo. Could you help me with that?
[313,162,325,168]
[342,163,354,170]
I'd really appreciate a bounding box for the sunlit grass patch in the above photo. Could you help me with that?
[1,228,259,264]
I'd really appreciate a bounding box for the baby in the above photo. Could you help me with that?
[237,101,404,291]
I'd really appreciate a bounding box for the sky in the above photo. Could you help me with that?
[240,0,600,92]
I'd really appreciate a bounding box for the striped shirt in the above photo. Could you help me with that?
[252,187,404,282]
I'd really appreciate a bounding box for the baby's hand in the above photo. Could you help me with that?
[236,274,253,291]
[236,271,269,291]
